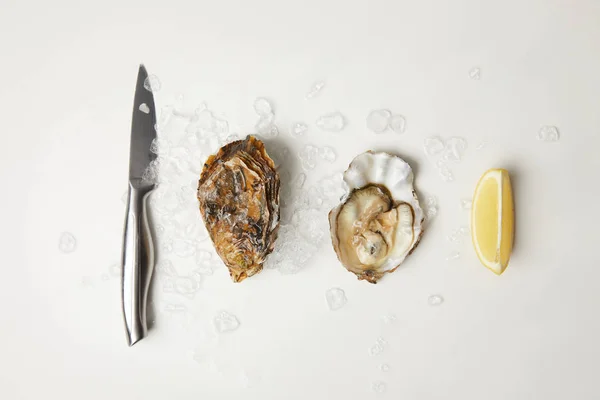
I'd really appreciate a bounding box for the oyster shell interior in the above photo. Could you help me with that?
[329,151,424,283]
[197,136,280,282]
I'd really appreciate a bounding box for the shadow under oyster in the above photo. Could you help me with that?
[197,135,280,282]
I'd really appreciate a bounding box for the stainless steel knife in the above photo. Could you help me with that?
[121,64,157,347]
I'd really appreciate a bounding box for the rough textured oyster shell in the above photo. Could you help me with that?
[328,151,424,283]
[197,135,280,282]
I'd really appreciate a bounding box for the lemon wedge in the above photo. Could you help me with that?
[471,169,514,274]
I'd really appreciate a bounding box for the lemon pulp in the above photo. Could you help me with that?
[471,169,514,274]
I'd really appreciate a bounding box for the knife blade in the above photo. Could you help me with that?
[121,64,157,347]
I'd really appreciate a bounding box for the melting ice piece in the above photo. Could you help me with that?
[442,137,468,162]
[195,250,215,275]
[253,97,273,116]
[293,173,306,189]
[366,109,391,134]
[379,363,390,372]
[174,276,201,297]
[305,80,326,99]
[319,146,336,162]
[316,112,345,132]
[428,294,444,306]
[290,122,308,138]
[144,74,161,92]
[446,251,461,261]
[58,232,77,253]
[214,311,240,333]
[469,67,481,80]
[389,114,406,134]
[156,259,177,276]
[537,125,560,142]
[369,337,387,356]
[150,138,170,156]
[381,314,396,324]
[425,196,438,219]
[371,381,387,394]
[424,137,445,156]
[325,287,347,310]
[164,303,187,313]
[255,114,278,138]
[298,144,319,170]
[436,161,454,182]
[139,103,150,114]
[461,199,472,210]
[476,141,486,150]
[109,263,122,277]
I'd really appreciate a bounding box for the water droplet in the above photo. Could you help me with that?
[144,74,161,92]
[289,122,308,138]
[469,67,481,80]
[461,199,472,210]
[538,125,560,142]
[319,146,336,162]
[476,141,486,150]
[58,232,77,253]
[371,381,387,394]
[253,97,272,116]
[446,251,460,261]
[316,112,345,132]
[367,109,391,134]
[305,80,325,99]
[325,287,347,311]
[214,311,240,333]
[424,137,445,156]
[139,103,150,114]
[101,273,109,281]
[389,114,406,134]
[428,294,444,306]
[379,363,390,372]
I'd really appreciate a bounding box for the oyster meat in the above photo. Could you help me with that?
[329,151,424,283]
[197,135,280,282]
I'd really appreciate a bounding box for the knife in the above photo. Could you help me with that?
[121,64,157,346]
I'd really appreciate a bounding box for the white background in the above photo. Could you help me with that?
[2,0,600,399]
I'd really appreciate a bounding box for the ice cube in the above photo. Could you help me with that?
[325,287,347,311]
[366,109,391,134]
[316,112,345,132]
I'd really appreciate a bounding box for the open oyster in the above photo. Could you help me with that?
[197,136,280,282]
[329,151,424,283]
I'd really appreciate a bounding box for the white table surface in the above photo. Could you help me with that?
[2,1,600,399]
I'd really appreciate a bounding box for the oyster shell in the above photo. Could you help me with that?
[197,135,280,282]
[328,151,424,283]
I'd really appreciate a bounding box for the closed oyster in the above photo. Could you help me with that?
[329,151,424,283]
[197,136,280,282]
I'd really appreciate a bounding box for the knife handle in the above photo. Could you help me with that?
[121,182,155,347]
